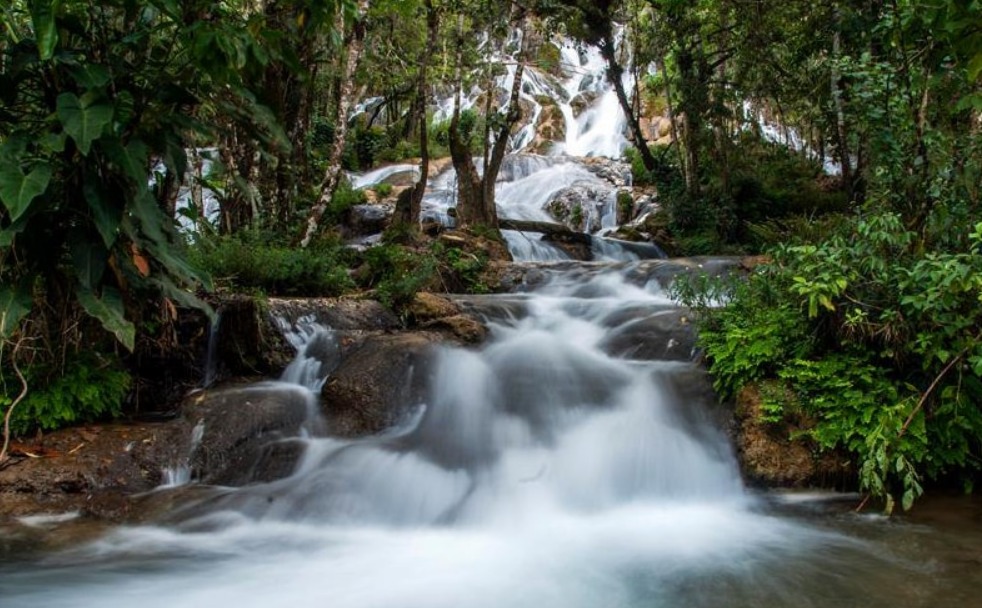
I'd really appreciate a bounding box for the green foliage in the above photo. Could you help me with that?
[432,242,490,294]
[189,232,354,297]
[678,214,982,511]
[374,183,394,198]
[629,138,849,255]
[359,244,438,312]
[0,0,295,362]
[430,109,484,155]
[570,204,583,229]
[350,126,388,170]
[329,180,369,221]
[4,353,131,436]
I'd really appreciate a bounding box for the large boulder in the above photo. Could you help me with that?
[346,203,393,237]
[183,384,315,486]
[321,332,446,437]
[545,182,615,233]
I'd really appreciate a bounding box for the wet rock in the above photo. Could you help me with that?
[0,422,187,523]
[542,234,594,260]
[407,293,488,344]
[545,182,614,233]
[598,307,698,361]
[184,384,313,486]
[321,332,445,437]
[530,101,567,154]
[579,157,632,187]
[215,295,293,379]
[347,203,392,237]
[570,91,598,116]
[267,298,401,332]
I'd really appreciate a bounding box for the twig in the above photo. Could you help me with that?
[898,345,971,439]
[1,335,29,465]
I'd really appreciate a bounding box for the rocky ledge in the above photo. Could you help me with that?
[0,292,487,551]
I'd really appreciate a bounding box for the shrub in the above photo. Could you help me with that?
[4,352,131,436]
[677,216,982,512]
[359,244,438,312]
[189,232,354,296]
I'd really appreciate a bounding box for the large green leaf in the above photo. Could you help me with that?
[0,162,52,222]
[103,139,150,187]
[57,93,113,155]
[83,179,123,248]
[76,287,135,351]
[29,0,60,61]
[70,231,108,290]
[0,283,33,339]
[67,63,111,89]
[153,275,216,323]
[0,215,29,247]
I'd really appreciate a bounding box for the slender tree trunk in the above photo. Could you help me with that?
[393,0,439,230]
[449,12,485,227]
[299,0,370,248]
[598,30,657,173]
[655,53,685,177]
[831,4,854,200]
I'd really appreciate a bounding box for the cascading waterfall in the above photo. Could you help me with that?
[1,27,963,608]
[0,258,938,608]
[358,32,641,262]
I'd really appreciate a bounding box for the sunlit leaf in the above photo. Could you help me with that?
[30,0,61,61]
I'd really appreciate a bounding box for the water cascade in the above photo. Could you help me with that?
[0,257,957,607]
[2,28,973,608]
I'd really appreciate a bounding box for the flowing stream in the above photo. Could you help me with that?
[2,259,980,607]
[3,32,980,608]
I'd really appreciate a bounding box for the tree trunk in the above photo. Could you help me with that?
[299,0,370,248]
[449,9,528,230]
[830,4,854,201]
[393,0,439,231]
[655,53,685,174]
[598,30,657,173]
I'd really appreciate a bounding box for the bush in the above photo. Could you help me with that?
[627,136,850,255]
[4,352,131,436]
[677,216,982,511]
[359,244,438,312]
[189,232,354,296]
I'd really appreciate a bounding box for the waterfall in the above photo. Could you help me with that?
[276,315,339,394]
[0,257,920,608]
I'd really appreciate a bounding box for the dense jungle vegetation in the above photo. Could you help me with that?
[1,0,980,511]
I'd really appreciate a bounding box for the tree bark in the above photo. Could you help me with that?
[299,0,370,248]
[393,0,439,230]
[449,8,528,230]
[597,30,657,173]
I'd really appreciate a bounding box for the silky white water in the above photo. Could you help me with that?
[0,259,951,608]
[3,29,973,608]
